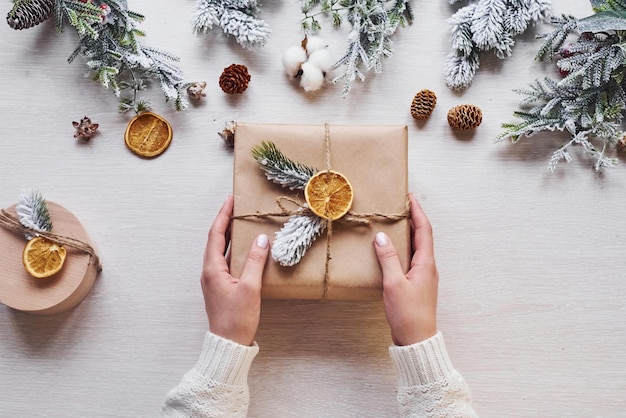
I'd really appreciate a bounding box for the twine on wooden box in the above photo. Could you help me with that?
[0,209,102,273]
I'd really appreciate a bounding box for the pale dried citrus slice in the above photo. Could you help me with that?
[22,237,67,279]
[305,170,353,220]
[124,112,173,157]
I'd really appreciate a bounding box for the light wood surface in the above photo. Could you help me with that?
[1,0,625,416]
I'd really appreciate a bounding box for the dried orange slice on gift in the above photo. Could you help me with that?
[124,112,173,157]
[305,170,353,220]
[22,237,67,279]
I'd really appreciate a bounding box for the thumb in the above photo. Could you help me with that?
[239,234,270,288]
[374,232,405,287]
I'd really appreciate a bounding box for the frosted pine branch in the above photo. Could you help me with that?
[141,47,188,111]
[302,0,412,96]
[16,190,53,240]
[220,8,271,49]
[272,214,327,267]
[445,0,552,90]
[193,0,221,32]
[193,0,270,50]
[498,7,626,172]
[54,0,191,111]
[251,141,317,190]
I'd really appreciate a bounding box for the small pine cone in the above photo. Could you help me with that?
[617,136,626,153]
[7,0,55,30]
[219,64,251,94]
[410,89,437,120]
[447,104,483,130]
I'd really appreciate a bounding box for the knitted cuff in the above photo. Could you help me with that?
[194,332,259,387]
[388,332,455,387]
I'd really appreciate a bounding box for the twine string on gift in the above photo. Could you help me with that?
[233,196,408,224]
[0,209,103,273]
[323,123,333,299]
[233,123,408,300]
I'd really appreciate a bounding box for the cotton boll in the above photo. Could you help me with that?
[300,62,325,92]
[303,35,327,55]
[282,46,307,77]
[307,49,333,74]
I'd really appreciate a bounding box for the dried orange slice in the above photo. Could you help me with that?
[22,237,67,279]
[124,112,173,157]
[305,170,353,220]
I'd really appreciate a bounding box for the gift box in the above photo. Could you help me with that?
[230,123,410,300]
[0,202,101,314]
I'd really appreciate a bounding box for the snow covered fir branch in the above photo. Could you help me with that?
[497,0,626,172]
[444,0,552,90]
[272,214,327,266]
[16,189,52,239]
[192,0,270,50]
[250,141,325,267]
[6,0,191,112]
[251,141,317,190]
[300,0,414,95]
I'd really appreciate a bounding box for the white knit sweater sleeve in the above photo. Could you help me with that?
[389,332,478,417]
[162,332,258,418]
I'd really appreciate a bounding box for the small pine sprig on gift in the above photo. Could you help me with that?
[444,0,552,90]
[497,1,626,172]
[272,214,327,266]
[301,0,414,96]
[192,0,270,50]
[251,141,318,190]
[16,189,53,239]
[250,141,326,267]
[7,0,191,112]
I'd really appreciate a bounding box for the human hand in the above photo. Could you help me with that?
[374,193,438,346]
[200,195,270,346]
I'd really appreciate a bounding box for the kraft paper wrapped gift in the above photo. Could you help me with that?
[230,123,410,300]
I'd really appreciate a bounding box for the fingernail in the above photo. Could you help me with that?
[256,234,269,249]
[375,232,388,247]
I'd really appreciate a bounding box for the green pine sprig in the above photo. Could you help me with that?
[251,141,318,190]
[54,0,103,39]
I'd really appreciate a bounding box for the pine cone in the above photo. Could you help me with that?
[447,104,483,130]
[219,64,251,94]
[7,0,55,30]
[410,89,437,120]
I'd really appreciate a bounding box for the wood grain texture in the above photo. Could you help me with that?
[1,0,625,416]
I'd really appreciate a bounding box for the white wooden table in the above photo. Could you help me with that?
[1,1,625,416]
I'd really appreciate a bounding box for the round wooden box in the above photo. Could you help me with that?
[0,202,101,315]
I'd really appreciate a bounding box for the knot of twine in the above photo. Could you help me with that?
[233,123,408,299]
[0,209,103,273]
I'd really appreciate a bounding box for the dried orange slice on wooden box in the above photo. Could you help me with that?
[305,170,353,220]
[124,112,173,157]
[22,236,67,279]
